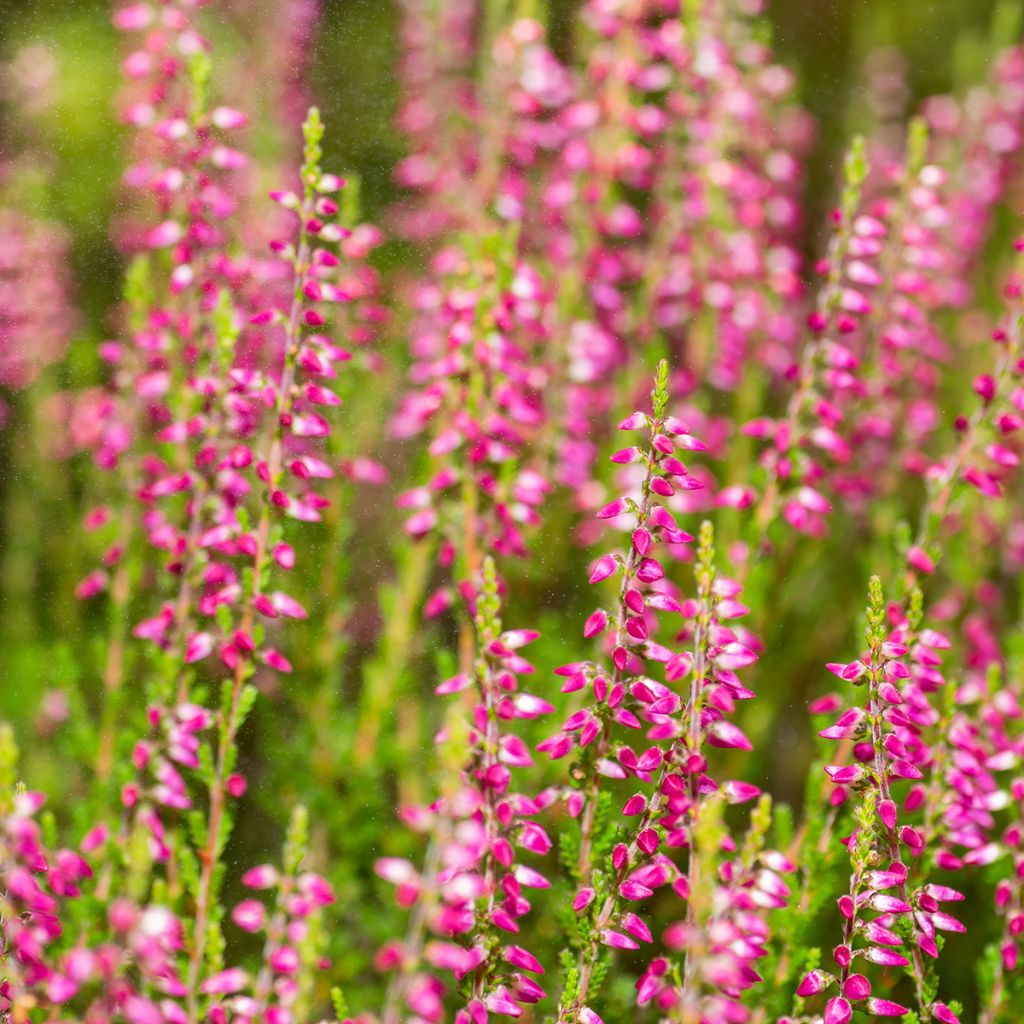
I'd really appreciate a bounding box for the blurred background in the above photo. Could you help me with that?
[0,0,1019,338]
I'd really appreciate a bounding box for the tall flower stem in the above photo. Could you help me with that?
[185,112,326,1020]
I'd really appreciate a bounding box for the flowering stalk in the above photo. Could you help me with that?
[541,363,787,1022]
[84,0,255,773]
[0,210,76,399]
[392,224,551,684]
[219,806,336,1024]
[636,0,810,390]
[375,556,553,1023]
[542,359,699,894]
[1,724,187,1023]
[899,246,1024,593]
[183,106,354,1017]
[980,768,1024,1024]
[744,136,870,542]
[551,371,702,1019]
[847,246,1024,882]
[784,240,1024,1024]
[924,47,1024,287]
[799,577,964,1024]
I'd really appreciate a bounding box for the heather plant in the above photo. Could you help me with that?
[5,2,1024,1024]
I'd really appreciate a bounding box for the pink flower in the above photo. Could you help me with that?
[824,997,852,1024]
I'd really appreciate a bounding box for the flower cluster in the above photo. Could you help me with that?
[925,47,1024,284]
[0,727,184,1023]
[87,102,359,692]
[1,720,332,1024]
[638,0,810,391]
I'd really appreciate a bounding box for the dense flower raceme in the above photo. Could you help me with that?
[532,0,694,487]
[788,254,1024,1024]
[389,16,586,612]
[76,0,262,598]
[803,580,964,1024]
[57,48,371,1011]
[901,242,1024,588]
[69,0,285,782]
[530,363,791,1023]
[528,0,812,490]
[0,788,187,1024]
[393,230,551,608]
[391,0,479,243]
[112,0,254,267]
[840,122,956,496]
[843,109,1023,516]
[89,106,357,684]
[391,17,575,562]
[925,632,1024,1024]
[374,558,555,1024]
[740,114,1007,545]
[931,620,1024,1012]
[210,806,337,1024]
[394,9,573,241]
[738,136,875,541]
[530,0,674,487]
[895,262,1024,1017]
[356,15,567,786]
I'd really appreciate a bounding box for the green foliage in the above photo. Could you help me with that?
[188,50,213,122]
[284,804,310,876]
[652,358,670,419]
[771,801,795,852]
[302,106,326,185]
[841,135,869,212]
[557,821,581,880]
[331,987,349,1021]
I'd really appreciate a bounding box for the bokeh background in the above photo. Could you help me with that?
[0,0,1020,330]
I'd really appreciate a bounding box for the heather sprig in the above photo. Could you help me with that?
[213,805,336,1024]
[374,556,554,1023]
[924,47,1024,288]
[846,118,958,496]
[394,225,550,600]
[791,244,1024,1023]
[0,211,76,398]
[0,724,189,1023]
[181,105,358,1013]
[979,725,1024,1024]
[901,244,1024,590]
[82,0,257,776]
[744,135,871,542]
[543,364,787,1023]
[802,577,964,1024]
[637,0,810,390]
